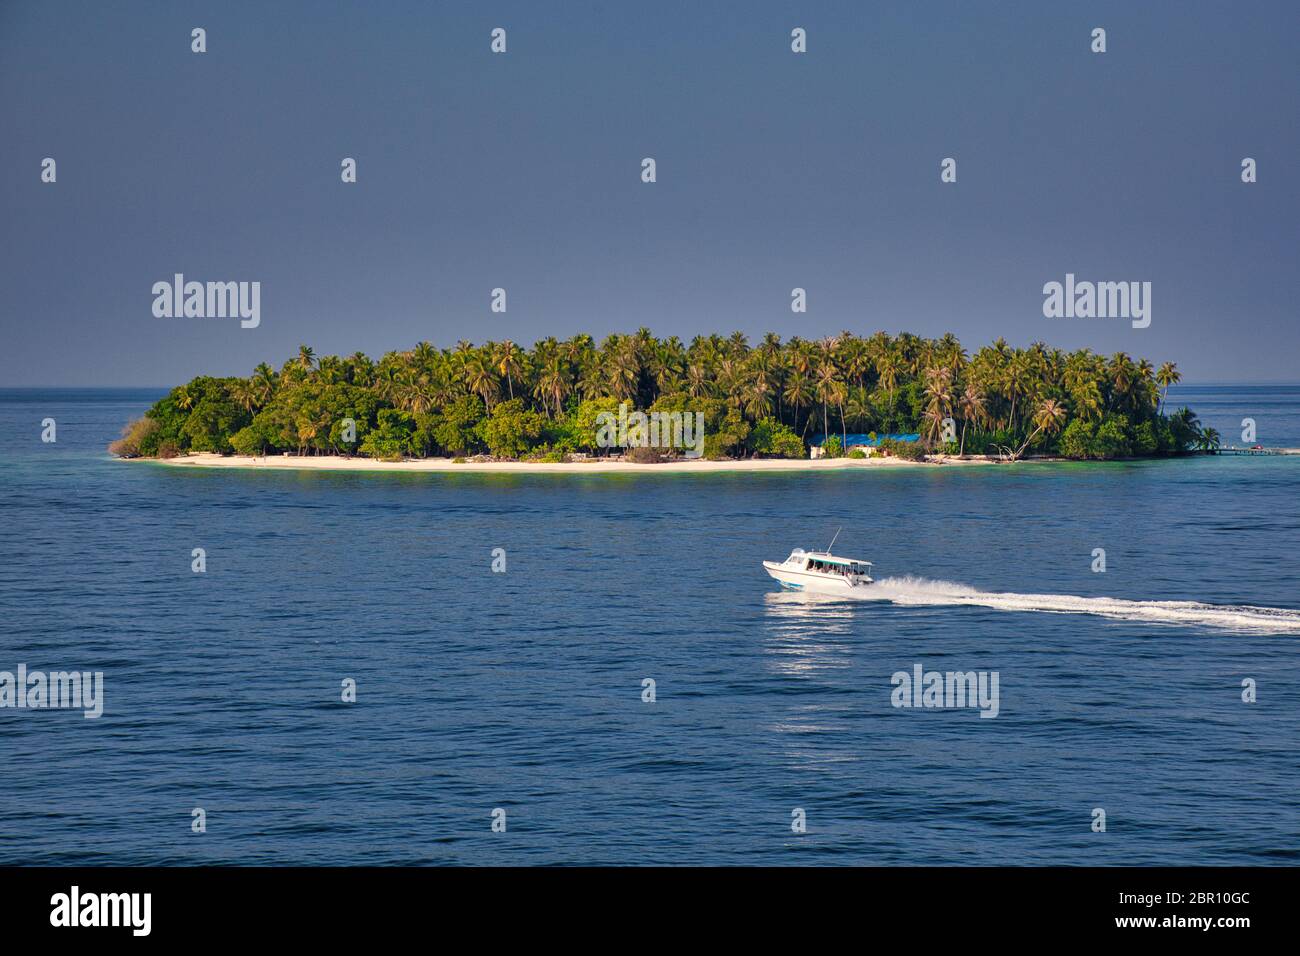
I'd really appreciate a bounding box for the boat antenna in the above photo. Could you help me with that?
[827,526,842,553]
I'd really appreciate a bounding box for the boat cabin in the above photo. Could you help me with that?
[805,557,873,577]
[789,549,873,579]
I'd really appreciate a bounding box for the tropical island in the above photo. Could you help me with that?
[110,331,1218,470]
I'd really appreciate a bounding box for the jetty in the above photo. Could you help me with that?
[1216,446,1300,456]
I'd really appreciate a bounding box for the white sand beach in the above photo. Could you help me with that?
[133,452,1023,474]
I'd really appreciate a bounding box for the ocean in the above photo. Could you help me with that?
[1,384,1298,865]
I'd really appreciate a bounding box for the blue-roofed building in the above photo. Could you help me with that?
[808,433,921,458]
[810,433,920,447]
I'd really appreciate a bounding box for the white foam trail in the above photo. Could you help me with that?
[834,575,1300,633]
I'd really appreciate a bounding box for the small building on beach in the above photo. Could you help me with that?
[809,433,921,459]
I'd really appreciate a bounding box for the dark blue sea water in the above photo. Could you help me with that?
[2,386,1299,865]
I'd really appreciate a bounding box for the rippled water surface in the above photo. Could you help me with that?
[1,387,1298,865]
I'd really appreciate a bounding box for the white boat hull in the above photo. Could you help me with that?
[763,561,871,594]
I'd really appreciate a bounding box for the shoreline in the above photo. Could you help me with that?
[126,451,1043,475]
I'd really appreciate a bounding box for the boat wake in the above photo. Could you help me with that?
[780,575,1300,633]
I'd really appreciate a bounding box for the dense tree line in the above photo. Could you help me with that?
[109,330,1217,462]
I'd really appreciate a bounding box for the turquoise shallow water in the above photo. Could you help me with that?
[1,387,1298,865]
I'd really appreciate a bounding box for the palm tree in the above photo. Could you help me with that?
[685,362,712,399]
[744,379,774,421]
[494,340,524,400]
[317,355,345,385]
[346,352,375,388]
[534,359,571,418]
[1003,351,1033,432]
[1071,379,1103,422]
[921,405,949,448]
[718,358,745,411]
[1109,352,1138,413]
[957,383,986,456]
[1171,407,1200,449]
[726,330,749,358]
[577,359,606,401]
[135,329,1199,466]
[843,386,873,433]
[650,338,686,395]
[412,341,437,368]
[465,354,501,411]
[840,336,872,388]
[374,364,402,405]
[814,358,846,447]
[400,372,435,416]
[1197,427,1221,453]
[605,339,640,401]
[937,332,967,376]
[921,366,952,448]
[783,372,813,435]
[252,363,278,404]
[1156,362,1181,415]
[876,351,901,414]
[231,378,258,414]
[1011,398,1067,460]
[1135,358,1158,413]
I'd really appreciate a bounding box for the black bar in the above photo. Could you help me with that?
[0,866,1279,941]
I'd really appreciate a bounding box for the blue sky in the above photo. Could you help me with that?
[1,0,1296,385]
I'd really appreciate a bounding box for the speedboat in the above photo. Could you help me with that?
[762,533,874,594]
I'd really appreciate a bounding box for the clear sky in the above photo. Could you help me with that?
[1,0,1296,386]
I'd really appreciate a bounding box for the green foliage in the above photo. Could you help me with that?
[110,333,1196,464]
[152,377,245,453]
[900,380,926,429]
[962,427,1015,456]
[1058,419,1096,459]
[432,395,486,455]
[540,412,582,453]
[822,435,843,459]
[107,417,159,458]
[230,422,274,456]
[1130,419,1159,456]
[1168,407,1201,453]
[527,448,569,463]
[1094,415,1132,459]
[1059,415,1133,460]
[480,398,545,459]
[144,391,195,454]
[749,418,804,458]
[575,397,622,452]
[359,409,416,461]
[699,407,750,459]
[847,448,867,459]
[182,394,248,453]
[880,438,926,460]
